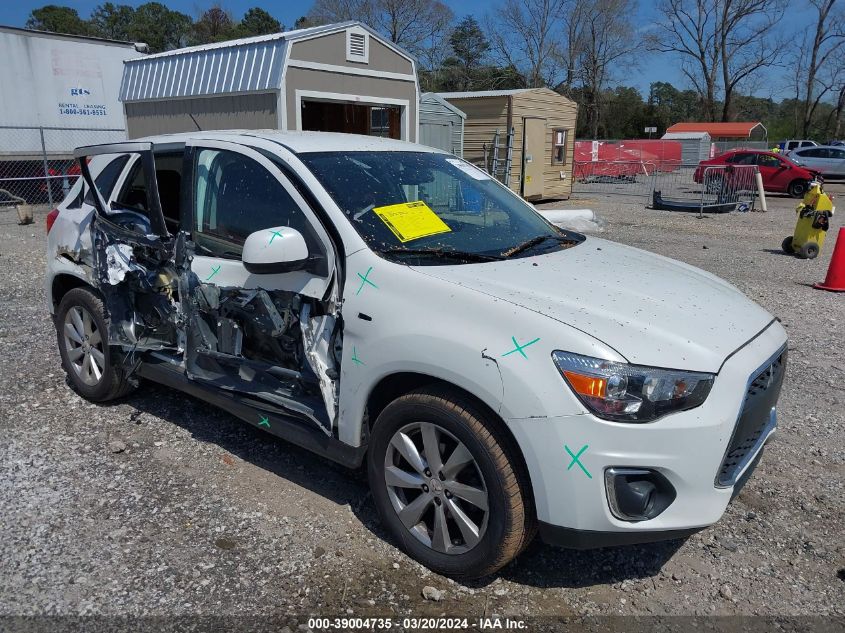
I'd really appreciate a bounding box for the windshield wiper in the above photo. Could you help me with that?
[382,247,504,262]
[501,234,569,258]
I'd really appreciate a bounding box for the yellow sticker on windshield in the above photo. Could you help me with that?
[373,201,452,243]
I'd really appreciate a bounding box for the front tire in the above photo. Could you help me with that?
[368,386,535,579]
[56,287,135,402]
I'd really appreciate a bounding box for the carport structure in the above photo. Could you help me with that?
[119,21,420,142]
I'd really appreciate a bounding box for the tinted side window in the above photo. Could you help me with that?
[727,153,756,165]
[193,149,320,257]
[801,148,824,158]
[757,155,780,167]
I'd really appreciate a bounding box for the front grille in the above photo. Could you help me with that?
[716,347,787,487]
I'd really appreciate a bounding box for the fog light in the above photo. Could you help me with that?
[605,467,676,522]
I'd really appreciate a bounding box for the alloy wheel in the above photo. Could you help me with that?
[383,422,489,555]
[63,305,105,386]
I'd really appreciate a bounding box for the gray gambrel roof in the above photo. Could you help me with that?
[420,92,466,118]
[119,21,414,103]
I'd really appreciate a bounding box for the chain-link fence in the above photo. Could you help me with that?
[711,140,771,155]
[0,125,126,212]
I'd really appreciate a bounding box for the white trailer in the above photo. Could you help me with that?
[0,26,146,204]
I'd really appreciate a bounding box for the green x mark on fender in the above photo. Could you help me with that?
[502,336,540,359]
[565,444,592,479]
[268,229,284,244]
[206,265,221,281]
[258,415,271,428]
[351,347,365,366]
[356,266,378,295]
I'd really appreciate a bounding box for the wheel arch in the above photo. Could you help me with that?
[51,272,94,311]
[365,371,536,518]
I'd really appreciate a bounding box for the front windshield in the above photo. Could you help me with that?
[298,151,581,263]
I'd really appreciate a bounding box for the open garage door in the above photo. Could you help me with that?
[300,100,401,139]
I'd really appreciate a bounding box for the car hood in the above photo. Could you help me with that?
[411,238,774,372]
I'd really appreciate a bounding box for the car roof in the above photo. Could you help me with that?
[105,130,446,155]
[723,148,772,153]
[792,144,842,151]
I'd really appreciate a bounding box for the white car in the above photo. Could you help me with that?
[46,131,787,579]
[787,145,845,178]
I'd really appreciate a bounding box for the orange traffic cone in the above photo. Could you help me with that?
[815,227,845,292]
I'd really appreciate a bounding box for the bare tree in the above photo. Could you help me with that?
[796,0,845,136]
[307,0,453,56]
[486,0,570,88]
[308,0,374,24]
[555,0,587,96]
[577,0,640,137]
[373,0,453,52]
[718,0,786,121]
[649,0,721,121]
[650,0,785,122]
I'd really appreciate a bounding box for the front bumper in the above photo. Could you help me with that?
[506,321,787,543]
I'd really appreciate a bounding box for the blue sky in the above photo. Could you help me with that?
[0,0,801,99]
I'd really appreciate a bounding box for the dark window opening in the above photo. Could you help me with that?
[551,129,568,165]
[113,152,184,233]
[301,100,401,139]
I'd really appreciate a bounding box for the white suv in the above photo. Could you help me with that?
[46,131,787,578]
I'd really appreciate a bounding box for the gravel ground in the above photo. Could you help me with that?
[1,184,843,628]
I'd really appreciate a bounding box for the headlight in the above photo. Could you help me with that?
[552,351,714,423]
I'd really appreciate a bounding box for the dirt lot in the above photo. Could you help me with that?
[1,184,843,629]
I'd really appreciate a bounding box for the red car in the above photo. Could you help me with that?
[694,149,819,197]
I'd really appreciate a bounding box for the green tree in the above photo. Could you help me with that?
[26,5,90,35]
[127,2,192,52]
[442,16,489,91]
[237,7,282,37]
[89,3,135,40]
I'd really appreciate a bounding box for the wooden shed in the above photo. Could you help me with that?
[119,21,419,141]
[419,92,464,156]
[438,88,577,200]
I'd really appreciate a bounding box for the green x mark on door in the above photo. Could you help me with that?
[356,266,378,295]
[258,416,271,428]
[206,265,221,281]
[268,229,284,244]
[351,347,365,366]
[502,336,541,359]
[565,444,592,479]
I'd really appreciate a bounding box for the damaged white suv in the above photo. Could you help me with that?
[47,132,787,579]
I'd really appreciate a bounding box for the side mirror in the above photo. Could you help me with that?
[242,226,309,274]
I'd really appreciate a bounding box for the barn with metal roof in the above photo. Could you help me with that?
[119,21,420,142]
[666,122,767,141]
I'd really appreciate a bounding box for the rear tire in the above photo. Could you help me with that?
[788,180,808,198]
[781,236,795,254]
[55,286,135,402]
[368,386,535,579]
[798,242,819,259]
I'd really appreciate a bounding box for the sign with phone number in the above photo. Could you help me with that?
[58,103,108,116]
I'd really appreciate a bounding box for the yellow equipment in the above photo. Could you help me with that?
[782,181,835,259]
